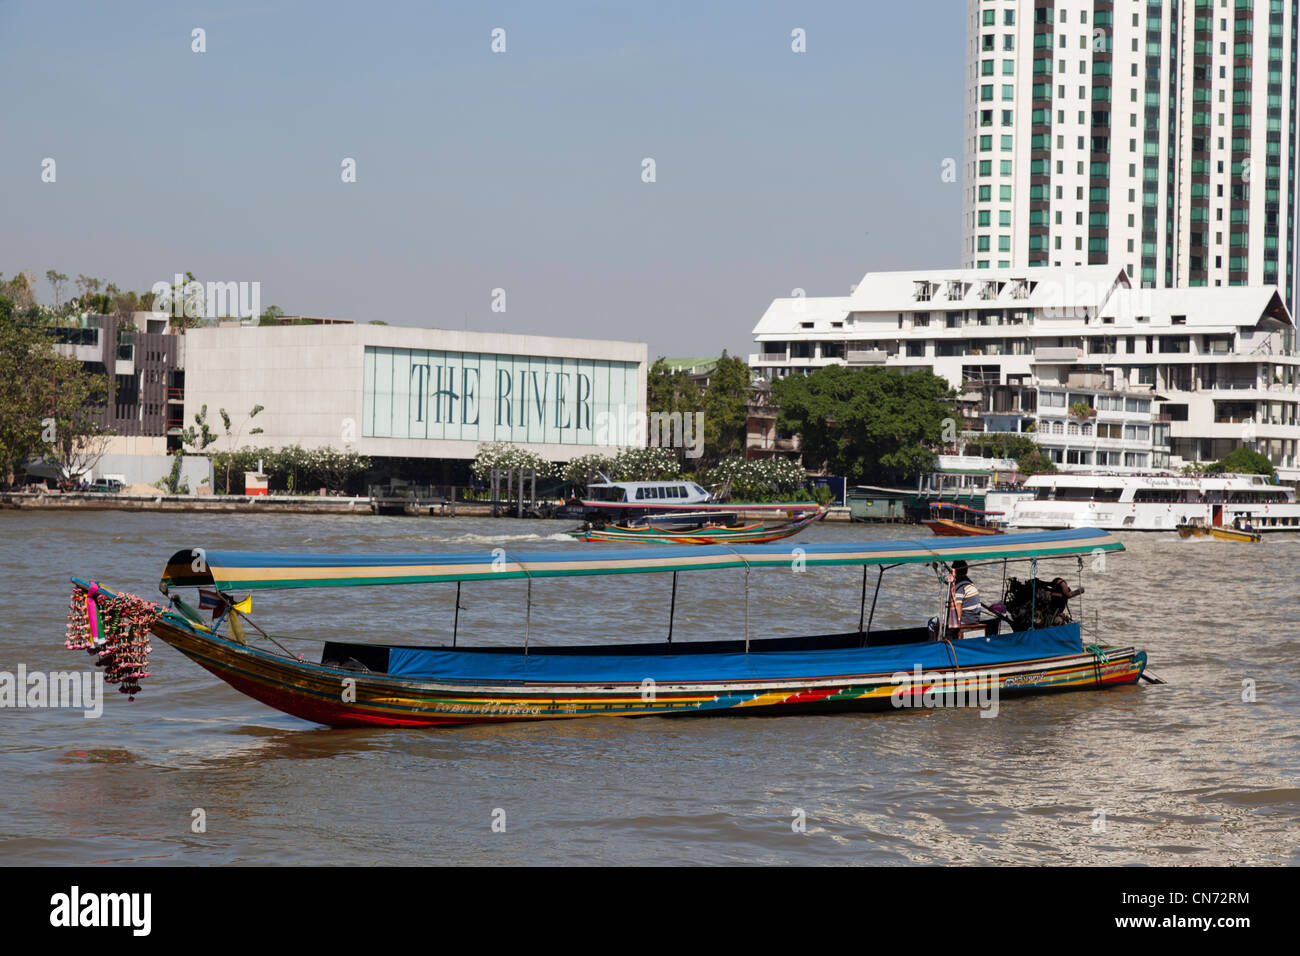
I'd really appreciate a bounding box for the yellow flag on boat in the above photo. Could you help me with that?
[231,594,252,615]
[227,610,247,645]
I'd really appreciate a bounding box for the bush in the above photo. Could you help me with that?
[608,447,679,481]
[470,442,556,481]
[704,457,808,501]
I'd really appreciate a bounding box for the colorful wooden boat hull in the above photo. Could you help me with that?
[572,509,824,545]
[148,614,1145,728]
[921,519,1005,537]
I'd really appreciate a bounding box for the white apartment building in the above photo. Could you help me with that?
[750,264,1300,480]
[962,0,1299,309]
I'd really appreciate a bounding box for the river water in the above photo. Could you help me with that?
[1,510,1297,865]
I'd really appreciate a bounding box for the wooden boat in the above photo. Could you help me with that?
[570,506,826,544]
[66,529,1152,729]
[921,503,1006,536]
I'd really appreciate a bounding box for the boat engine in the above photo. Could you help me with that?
[1002,577,1082,631]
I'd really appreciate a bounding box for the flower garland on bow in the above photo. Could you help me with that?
[66,584,161,700]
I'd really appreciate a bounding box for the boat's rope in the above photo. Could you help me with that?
[1084,643,1110,686]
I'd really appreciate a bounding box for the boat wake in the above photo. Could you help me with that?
[439,532,574,545]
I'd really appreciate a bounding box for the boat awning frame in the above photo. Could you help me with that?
[160,528,1124,593]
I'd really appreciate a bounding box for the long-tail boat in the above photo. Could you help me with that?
[66,529,1153,729]
[921,502,1007,536]
[569,506,826,544]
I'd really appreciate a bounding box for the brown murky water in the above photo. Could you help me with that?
[1,510,1296,864]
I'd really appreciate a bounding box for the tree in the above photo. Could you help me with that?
[257,305,285,325]
[165,405,219,493]
[155,271,204,329]
[45,270,68,310]
[647,359,700,417]
[75,274,102,305]
[0,320,53,481]
[1015,445,1058,476]
[701,352,750,465]
[2,270,36,313]
[562,453,616,488]
[219,404,265,493]
[773,365,958,484]
[609,447,679,481]
[1218,446,1274,477]
[307,446,371,493]
[45,357,111,481]
[0,315,109,484]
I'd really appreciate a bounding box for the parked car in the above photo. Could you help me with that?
[87,479,124,493]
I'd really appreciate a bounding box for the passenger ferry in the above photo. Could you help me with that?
[985,473,1300,533]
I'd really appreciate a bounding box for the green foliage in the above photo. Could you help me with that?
[219,404,265,493]
[772,365,958,484]
[1015,445,1058,476]
[1218,446,1275,476]
[647,359,701,417]
[0,315,110,483]
[608,446,680,481]
[181,405,218,453]
[45,357,111,479]
[1069,401,1096,420]
[961,432,1057,476]
[470,442,557,481]
[159,451,190,495]
[704,456,808,501]
[561,453,616,487]
[210,445,371,494]
[701,352,750,464]
[961,432,1037,461]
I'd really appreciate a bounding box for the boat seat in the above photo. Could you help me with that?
[952,620,999,640]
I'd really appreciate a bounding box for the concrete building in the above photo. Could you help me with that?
[750,264,1300,480]
[50,311,185,457]
[182,324,647,468]
[962,0,1299,308]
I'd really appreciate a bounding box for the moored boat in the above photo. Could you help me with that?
[987,472,1299,532]
[920,503,1006,536]
[66,529,1152,729]
[569,506,826,544]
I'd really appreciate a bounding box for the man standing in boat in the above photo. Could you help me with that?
[948,561,981,635]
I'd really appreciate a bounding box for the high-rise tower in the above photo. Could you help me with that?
[963,0,1299,307]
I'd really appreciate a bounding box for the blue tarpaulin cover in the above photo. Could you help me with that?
[384,624,1083,685]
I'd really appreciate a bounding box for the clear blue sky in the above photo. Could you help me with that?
[0,0,965,358]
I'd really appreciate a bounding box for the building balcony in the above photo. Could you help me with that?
[750,351,789,364]
[846,349,888,365]
[1033,346,1082,362]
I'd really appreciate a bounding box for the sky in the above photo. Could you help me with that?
[0,0,966,359]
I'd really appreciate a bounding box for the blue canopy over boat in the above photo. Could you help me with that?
[161,528,1122,593]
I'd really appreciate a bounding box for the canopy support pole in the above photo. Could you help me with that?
[744,566,750,653]
[452,581,462,648]
[524,577,532,655]
[865,565,886,638]
[858,565,868,631]
[667,571,677,644]
[1029,558,1038,632]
